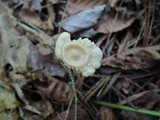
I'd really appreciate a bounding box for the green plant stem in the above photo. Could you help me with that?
[95,100,160,117]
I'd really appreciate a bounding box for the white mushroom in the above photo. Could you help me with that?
[55,32,103,77]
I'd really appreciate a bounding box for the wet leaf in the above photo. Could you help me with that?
[67,0,107,15]
[59,5,106,33]
[102,45,160,70]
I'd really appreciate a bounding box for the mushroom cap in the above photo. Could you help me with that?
[55,32,103,77]
[63,42,90,68]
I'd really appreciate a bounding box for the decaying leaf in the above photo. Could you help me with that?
[102,45,160,70]
[37,74,73,104]
[59,5,106,33]
[23,72,73,104]
[67,0,107,15]
[95,10,143,34]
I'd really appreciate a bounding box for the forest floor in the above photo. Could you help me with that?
[0,0,160,120]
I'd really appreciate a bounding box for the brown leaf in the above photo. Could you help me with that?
[102,45,160,70]
[38,73,73,104]
[24,72,73,104]
[67,0,107,15]
[19,3,53,30]
[95,10,143,34]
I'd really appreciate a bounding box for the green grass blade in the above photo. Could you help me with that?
[95,100,160,117]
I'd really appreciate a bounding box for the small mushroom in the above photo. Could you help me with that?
[55,32,103,77]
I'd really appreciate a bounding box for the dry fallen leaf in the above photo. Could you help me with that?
[0,1,62,77]
[67,0,107,15]
[95,10,143,34]
[59,5,106,33]
[102,45,160,70]
[37,73,73,104]
[19,3,53,30]
[23,72,73,104]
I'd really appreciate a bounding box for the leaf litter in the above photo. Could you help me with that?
[0,0,160,120]
[102,45,160,70]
